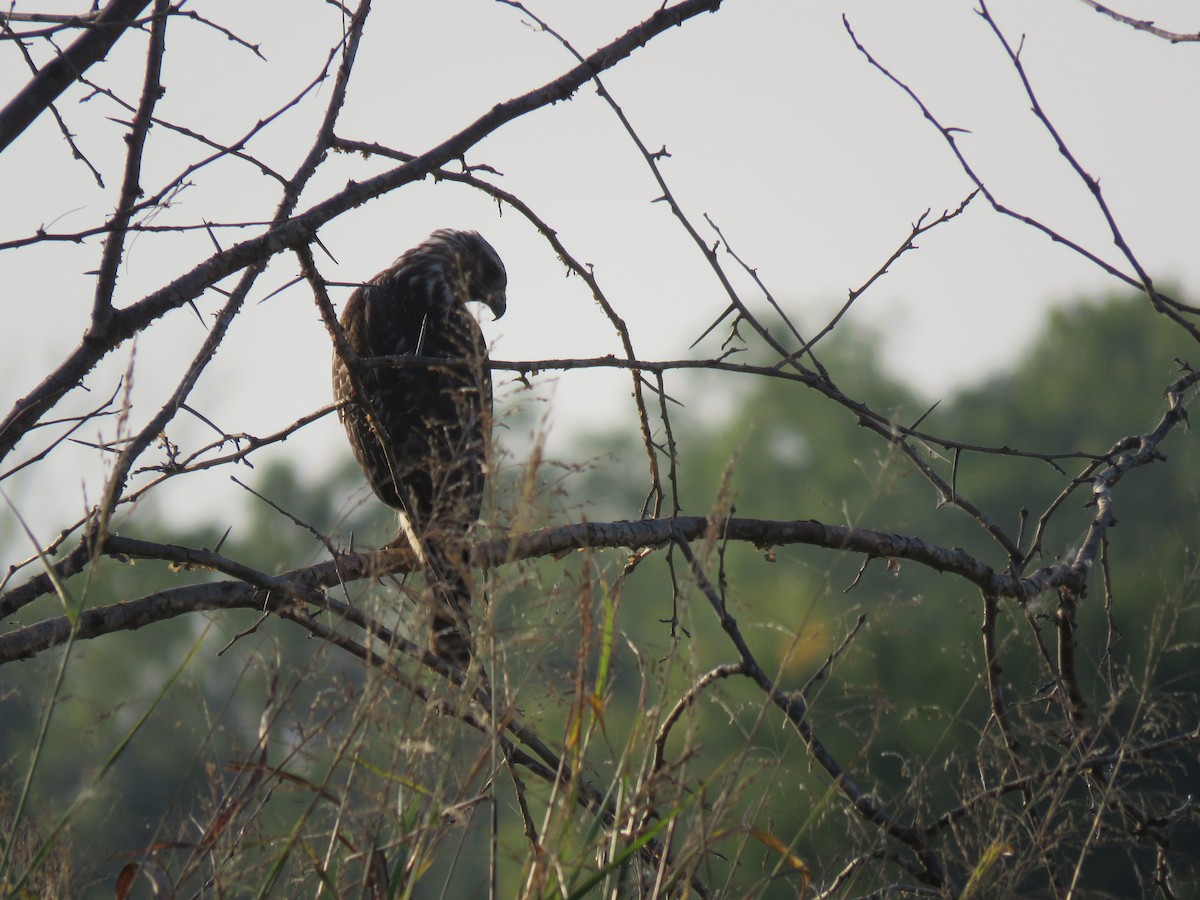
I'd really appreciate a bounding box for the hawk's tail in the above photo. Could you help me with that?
[425,540,475,668]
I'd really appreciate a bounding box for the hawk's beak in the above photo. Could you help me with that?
[488,292,507,320]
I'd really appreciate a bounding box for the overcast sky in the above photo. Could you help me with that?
[2,0,1197,541]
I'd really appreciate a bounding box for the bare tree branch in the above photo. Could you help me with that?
[91,0,169,324]
[0,0,154,153]
[1075,0,1200,43]
[0,514,1086,659]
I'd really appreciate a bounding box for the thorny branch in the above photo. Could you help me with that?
[91,0,168,325]
[0,0,154,153]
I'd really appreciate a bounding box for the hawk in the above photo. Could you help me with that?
[332,229,506,665]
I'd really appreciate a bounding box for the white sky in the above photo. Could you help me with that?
[1,0,1198,542]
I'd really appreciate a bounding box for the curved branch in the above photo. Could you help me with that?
[0,515,1026,661]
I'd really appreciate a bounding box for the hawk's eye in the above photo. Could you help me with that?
[481,258,503,284]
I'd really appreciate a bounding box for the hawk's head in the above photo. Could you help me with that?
[427,228,507,320]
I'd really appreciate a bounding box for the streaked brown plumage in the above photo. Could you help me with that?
[332,229,506,665]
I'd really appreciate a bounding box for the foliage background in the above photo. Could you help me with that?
[4,294,1197,896]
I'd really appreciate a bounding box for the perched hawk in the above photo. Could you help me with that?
[332,229,506,665]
